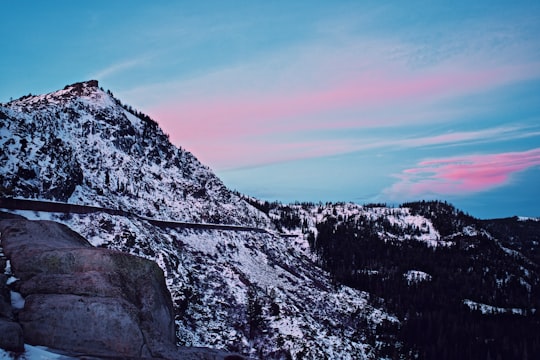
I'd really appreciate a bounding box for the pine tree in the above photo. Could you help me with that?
[247,286,263,339]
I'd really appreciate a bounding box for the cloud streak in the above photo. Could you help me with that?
[174,123,539,170]
[138,28,540,170]
[90,57,149,81]
[150,58,539,140]
[383,148,540,200]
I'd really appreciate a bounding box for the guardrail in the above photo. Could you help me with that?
[0,197,270,234]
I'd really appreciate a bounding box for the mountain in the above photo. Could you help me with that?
[264,200,540,359]
[0,80,266,227]
[1,81,539,359]
[0,81,396,359]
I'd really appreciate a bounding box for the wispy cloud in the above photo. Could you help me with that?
[394,126,540,149]
[148,51,539,134]
[150,63,537,168]
[144,44,537,168]
[383,148,540,200]
[176,123,539,170]
[151,62,529,136]
[90,57,149,81]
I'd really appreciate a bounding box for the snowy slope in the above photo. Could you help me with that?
[3,208,398,359]
[268,202,449,247]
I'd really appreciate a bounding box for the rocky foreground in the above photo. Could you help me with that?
[0,211,243,359]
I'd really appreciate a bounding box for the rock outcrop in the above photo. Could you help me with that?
[0,215,176,358]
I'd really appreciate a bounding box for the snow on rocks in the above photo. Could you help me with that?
[270,202,449,248]
[0,81,402,358]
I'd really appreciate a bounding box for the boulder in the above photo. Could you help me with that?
[0,217,176,358]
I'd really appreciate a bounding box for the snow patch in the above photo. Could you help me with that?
[517,216,540,222]
[462,299,531,315]
[10,291,25,309]
[0,344,74,360]
[403,270,432,285]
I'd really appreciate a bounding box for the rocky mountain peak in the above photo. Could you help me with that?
[6,80,106,109]
[64,79,100,92]
[0,81,269,227]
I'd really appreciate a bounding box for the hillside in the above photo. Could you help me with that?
[266,200,540,359]
[0,81,267,227]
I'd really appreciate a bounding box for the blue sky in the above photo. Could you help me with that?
[1,1,540,218]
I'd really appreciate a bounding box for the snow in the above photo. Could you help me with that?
[403,270,432,285]
[0,344,73,360]
[10,291,25,309]
[56,210,396,359]
[271,203,452,248]
[0,205,399,358]
[499,244,521,258]
[517,216,540,222]
[0,209,60,221]
[4,260,11,275]
[462,226,478,236]
[462,299,530,316]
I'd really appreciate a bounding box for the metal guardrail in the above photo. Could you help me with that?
[0,197,270,234]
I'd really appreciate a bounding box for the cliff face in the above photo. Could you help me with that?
[0,214,176,358]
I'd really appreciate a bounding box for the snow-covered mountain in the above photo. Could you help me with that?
[0,81,398,359]
[0,80,267,227]
[263,200,540,359]
[1,81,538,359]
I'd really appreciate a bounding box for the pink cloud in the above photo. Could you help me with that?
[164,114,535,171]
[132,32,540,171]
[150,62,525,141]
[384,148,540,199]
[175,135,360,170]
[148,60,539,170]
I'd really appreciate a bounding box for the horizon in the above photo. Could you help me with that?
[1,1,539,219]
